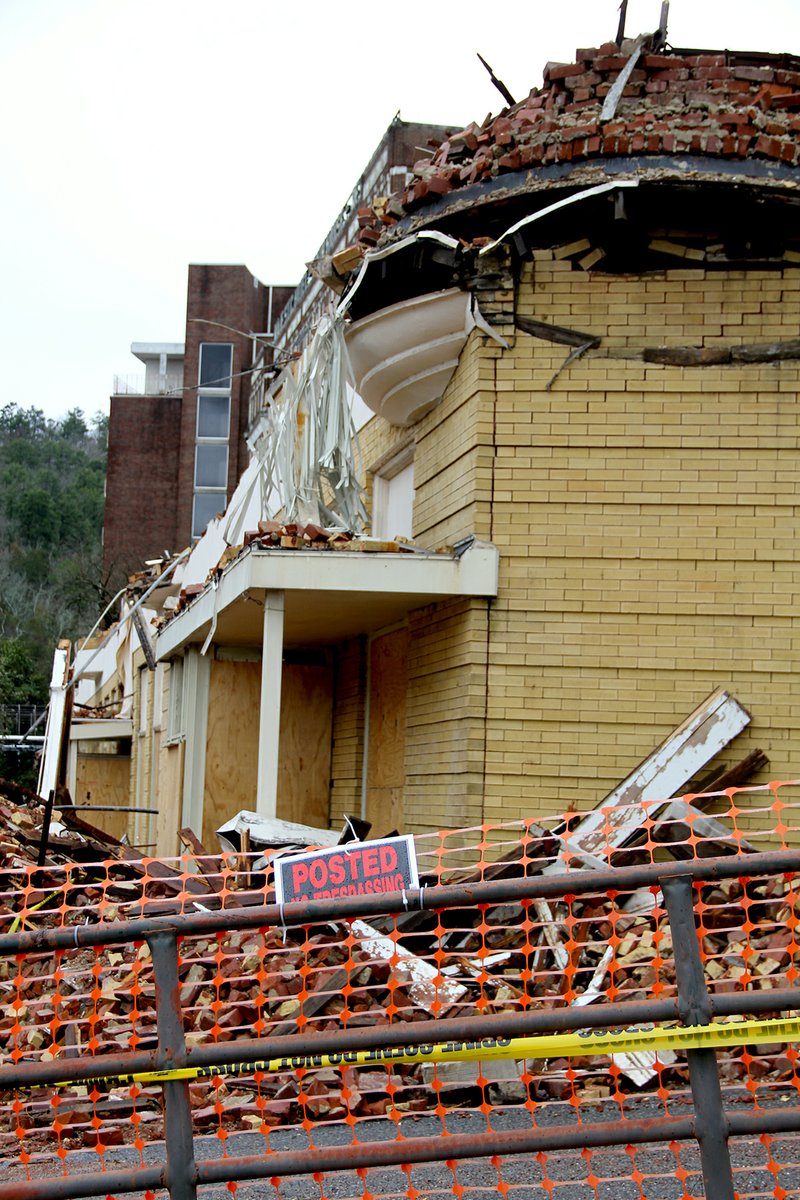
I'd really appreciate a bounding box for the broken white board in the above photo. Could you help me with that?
[216,811,341,855]
[545,689,750,873]
[351,919,467,1015]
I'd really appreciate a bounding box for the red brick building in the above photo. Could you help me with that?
[103,265,291,584]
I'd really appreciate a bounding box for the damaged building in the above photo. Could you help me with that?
[57,35,800,856]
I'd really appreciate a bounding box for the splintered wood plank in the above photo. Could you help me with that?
[548,689,751,872]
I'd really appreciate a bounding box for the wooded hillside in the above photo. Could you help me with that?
[0,403,107,717]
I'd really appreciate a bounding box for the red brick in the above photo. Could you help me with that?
[643,54,682,69]
[755,134,783,158]
[593,56,630,72]
[497,150,522,170]
[646,80,668,93]
[685,54,726,66]
[776,70,800,87]
[733,66,774,83]
[652,69,690,81]
[717,80,755,93]
[544,61,583,81]
[696,67,733,80]
[426,174,453,195]
[771,93,800,110]
[564,71,601,90]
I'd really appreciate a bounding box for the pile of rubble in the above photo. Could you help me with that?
[0,769,796,1157]
[168,522,428,619]
[350,43,800,248]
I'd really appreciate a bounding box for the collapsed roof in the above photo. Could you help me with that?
[341,42,800,321]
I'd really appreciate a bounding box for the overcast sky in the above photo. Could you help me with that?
[2,0,799,421]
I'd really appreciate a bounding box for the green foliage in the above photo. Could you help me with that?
[0,403,108,714]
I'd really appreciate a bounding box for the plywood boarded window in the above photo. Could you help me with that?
[202,657,334,846]
[366,627,409,835]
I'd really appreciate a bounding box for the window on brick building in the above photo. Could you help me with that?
[199,343,233,388]
[194,443,228,489]
[372,447,415,540]
[197,394,230,439]
[193,344,233,537]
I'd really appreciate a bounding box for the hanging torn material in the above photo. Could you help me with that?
[243,314,368,532]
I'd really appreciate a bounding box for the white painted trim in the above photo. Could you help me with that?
[67,740,77,799]
[181,648,211,837]
[38,646,70,800]
[70,719,134,741]
[155,542,499,661]
[478,180,640,256]
[256,591,285,818]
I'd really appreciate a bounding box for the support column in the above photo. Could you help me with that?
[256,590,284,817]
[181,648,211,837]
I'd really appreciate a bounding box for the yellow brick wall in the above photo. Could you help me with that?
[358,261,800,832]
[404,598,489,833]
[483,260,800,824]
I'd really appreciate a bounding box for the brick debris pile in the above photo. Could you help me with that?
[352,44,800,247]
[168,522,427,621]
[0,785,797,1159]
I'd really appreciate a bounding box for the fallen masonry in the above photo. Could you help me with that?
[0,765,797,1159]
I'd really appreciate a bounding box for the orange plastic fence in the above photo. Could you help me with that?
[1,781,800,1199]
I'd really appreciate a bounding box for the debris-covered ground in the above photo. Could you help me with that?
[1,778,799,1166]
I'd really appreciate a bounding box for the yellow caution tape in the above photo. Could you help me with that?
[59,1015,800,1088]
[9,889,62,935]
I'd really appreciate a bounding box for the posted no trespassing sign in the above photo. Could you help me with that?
[274,835,419,906]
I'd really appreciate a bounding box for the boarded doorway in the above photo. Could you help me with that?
[366,627,409,835]
[203,657,333,845]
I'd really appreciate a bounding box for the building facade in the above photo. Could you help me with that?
[75,40,800,856]
[103,266,291,585]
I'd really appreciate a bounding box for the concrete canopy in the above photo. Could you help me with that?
[154,541,499,659]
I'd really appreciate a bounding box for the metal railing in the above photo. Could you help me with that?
[2,846,800,1199]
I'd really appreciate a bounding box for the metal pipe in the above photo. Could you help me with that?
[70,804,160,814]
[148,931,197,1200]
[663,875,734,1200]
[3,846,799,957]
[196,1114,698,1186]
[6,981,800,1093]
[0,1166,164,1200]
[1,995,681,1090]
